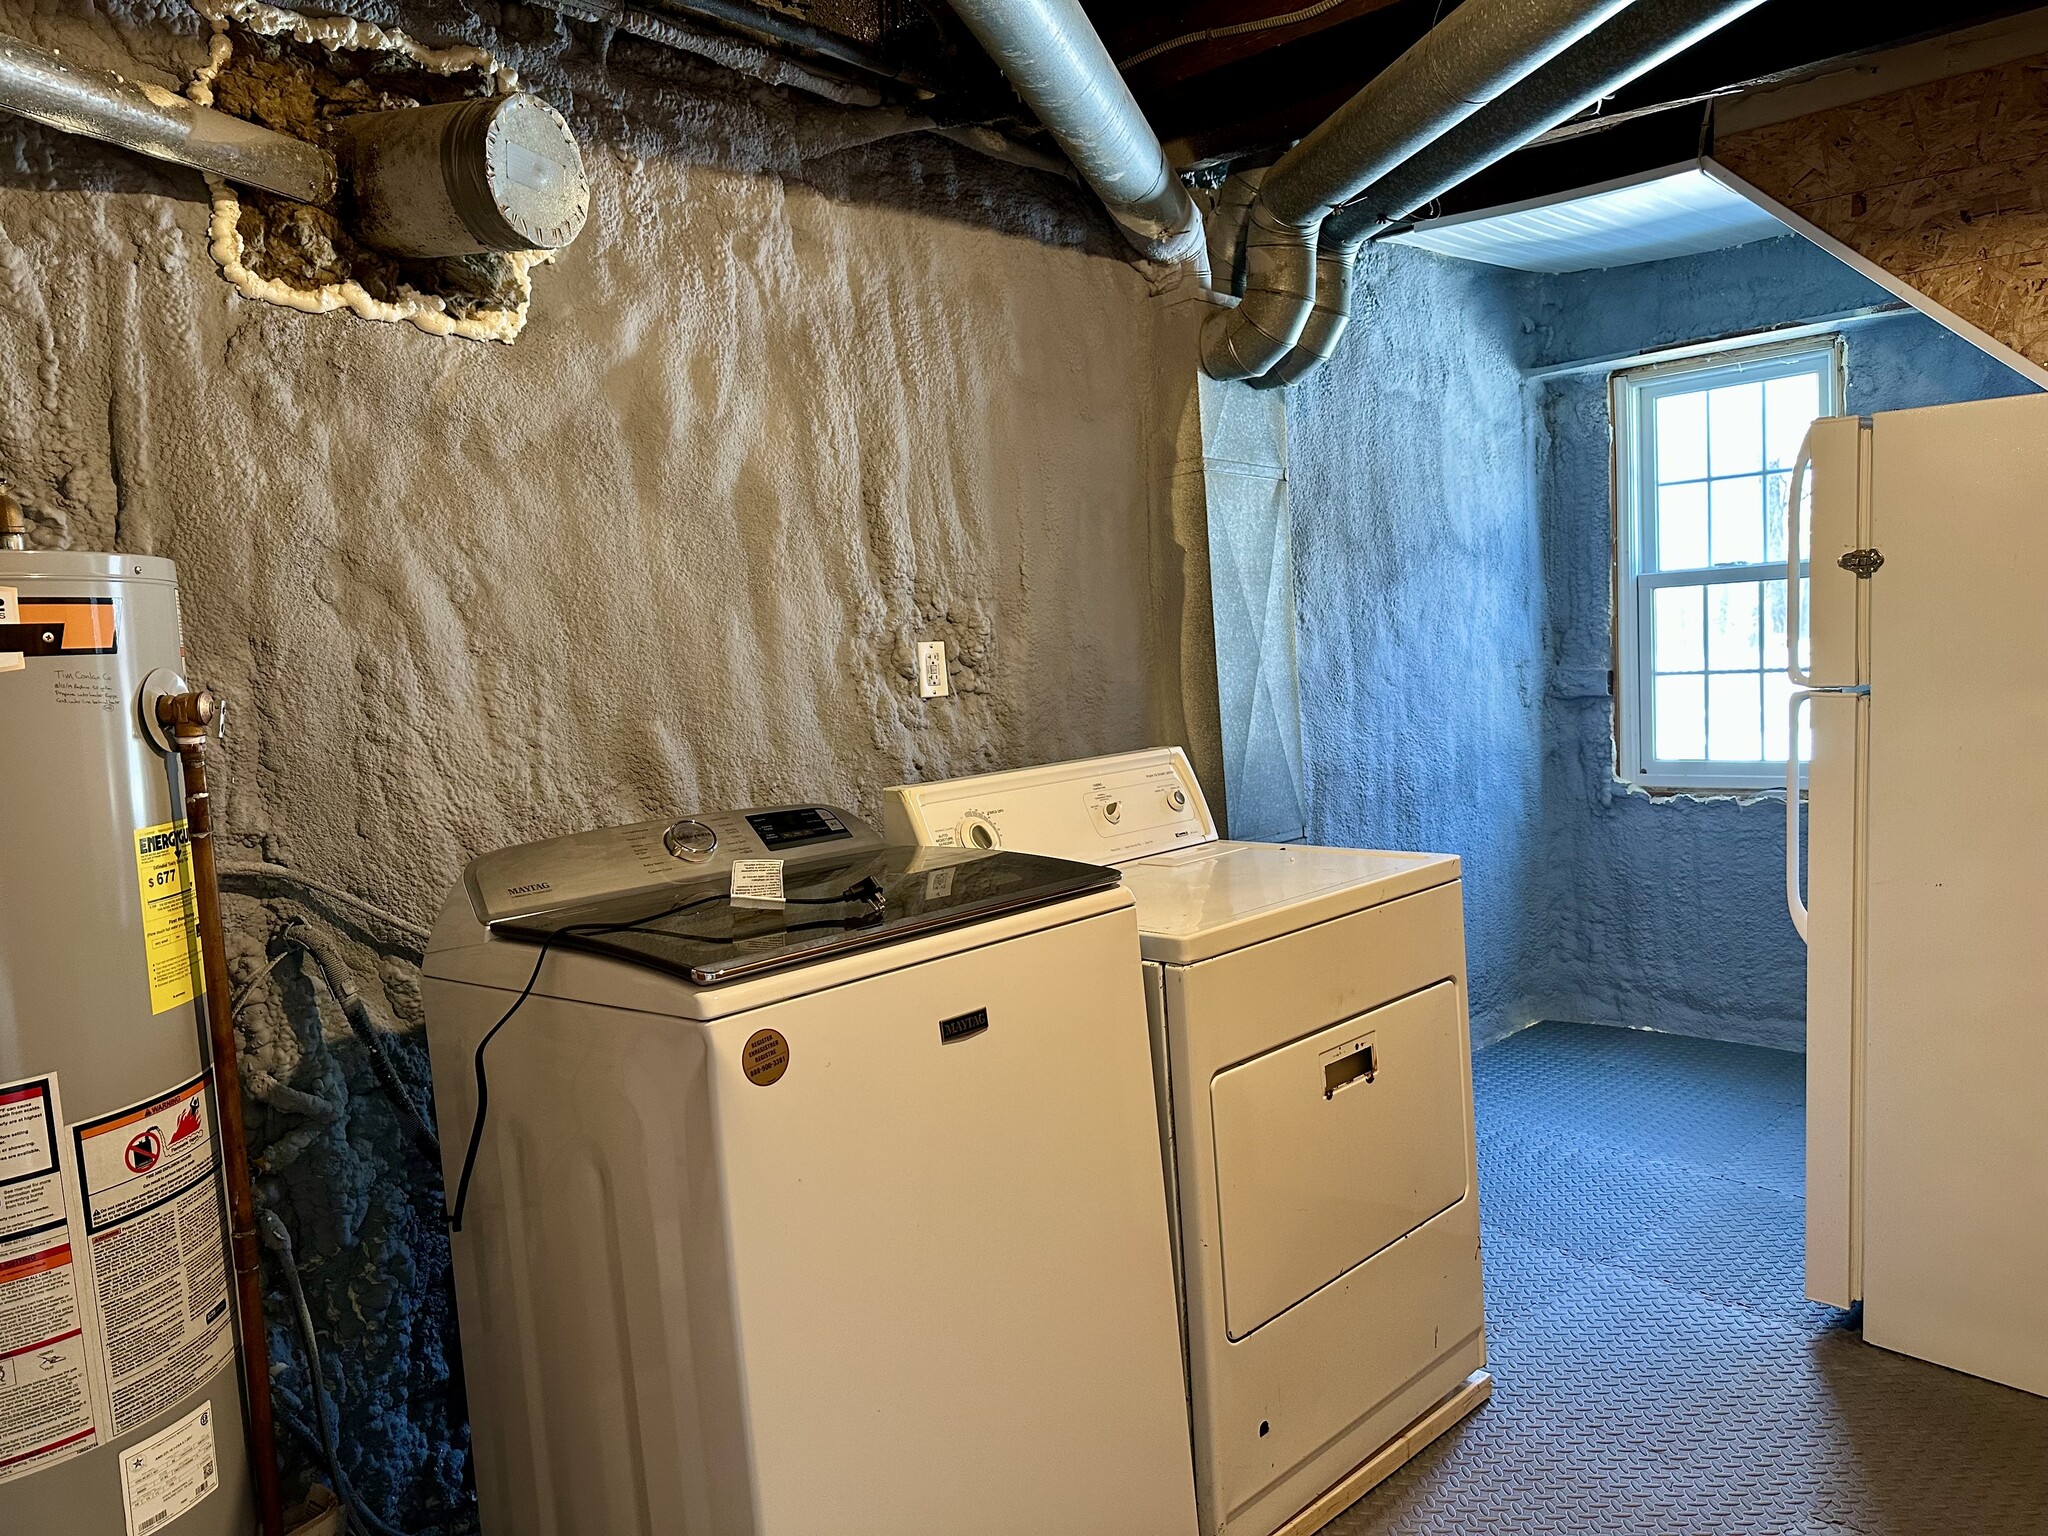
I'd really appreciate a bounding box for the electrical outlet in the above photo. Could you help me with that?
[917,640,950,699]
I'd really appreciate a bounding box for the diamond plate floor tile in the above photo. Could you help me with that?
[1316,1022,2048,1536]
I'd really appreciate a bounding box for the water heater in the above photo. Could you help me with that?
[0,549,255,1534]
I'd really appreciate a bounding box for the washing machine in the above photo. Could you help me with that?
[884,751,1490,1536]
[422,804,1199,1536]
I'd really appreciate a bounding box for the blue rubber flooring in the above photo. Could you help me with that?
[1324,1021,2048,1536]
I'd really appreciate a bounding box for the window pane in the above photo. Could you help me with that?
[1708,381,1764,476]
[1763,672,1813,765]
[1655,673,1706,761]
[1708,582,1761,670]
[1764,471,1791,562]
[1657,482,1709,570]
[1765,371,1822,470]
[1708,672,1764,761]
[1763,579,1789,673]
[1709,477,1764,566]
[1656,390,1709,483]
[1655,585,1706,672]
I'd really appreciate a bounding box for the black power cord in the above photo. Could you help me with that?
[447,879,886,1233]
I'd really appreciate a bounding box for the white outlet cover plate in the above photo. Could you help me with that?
[917,640,949,699]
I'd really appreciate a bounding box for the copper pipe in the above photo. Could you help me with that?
[157,689,286,1536]
[0,483,25,551]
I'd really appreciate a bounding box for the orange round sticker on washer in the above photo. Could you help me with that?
[743,1028,790,1086]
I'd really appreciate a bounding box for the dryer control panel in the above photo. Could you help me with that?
[466,804,878,925]
[882,748,1217,866]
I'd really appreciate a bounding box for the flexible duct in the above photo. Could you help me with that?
[1200,0,1633,381]
[0,30,334,202]
[1255,0,1768,387]
[940,0,1205,266]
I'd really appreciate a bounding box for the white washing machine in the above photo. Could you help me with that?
[884,751,1490,1536]
[422,804,1198,1536]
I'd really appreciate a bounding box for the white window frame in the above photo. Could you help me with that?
[1613,335,1846,792]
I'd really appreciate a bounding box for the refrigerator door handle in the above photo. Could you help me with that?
[1787,684,1869,939]
[1788,431,1815,687]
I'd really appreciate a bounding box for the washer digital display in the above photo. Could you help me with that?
[746,806,853,850]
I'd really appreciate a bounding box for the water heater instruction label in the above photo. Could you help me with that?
[119,1399,220,1536]
[133,822,201,1015]
[73,1073,235,1434]
[0,587,19,673]
[0,1074,104,1488]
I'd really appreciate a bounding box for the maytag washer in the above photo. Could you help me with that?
[422,805,1198,1536]
[885,751,1490,1536]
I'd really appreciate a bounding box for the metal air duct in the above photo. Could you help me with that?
[0,31,335,203]
[1255,0,1768,387]
[939,0,1206,267]
[1199,0,1634,382]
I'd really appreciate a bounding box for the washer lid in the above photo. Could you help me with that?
[1122,842,1459,964]
[492,846,1121,986]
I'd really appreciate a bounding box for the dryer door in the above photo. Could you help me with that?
[1210,982,1468,1338]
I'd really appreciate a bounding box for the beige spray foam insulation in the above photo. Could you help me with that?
[185,0,555,344]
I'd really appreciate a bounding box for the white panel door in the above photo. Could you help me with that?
[1860,393,2048,1396]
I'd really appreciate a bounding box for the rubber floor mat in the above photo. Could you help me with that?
[1319,1021,2048,1536]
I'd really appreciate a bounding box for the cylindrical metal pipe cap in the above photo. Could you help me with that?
[344,93,589,258]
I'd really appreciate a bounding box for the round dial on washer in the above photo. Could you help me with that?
[663,818,719,862]
[1168,787,1188,811]
[1101,799,1122,825]
[958,814,1001,850]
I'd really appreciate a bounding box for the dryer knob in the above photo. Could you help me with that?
[959,814,1001,850]
[663,818,719,862]
[1168,788,1187,811]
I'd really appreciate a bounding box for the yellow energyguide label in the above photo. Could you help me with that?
[134,821,203,1013]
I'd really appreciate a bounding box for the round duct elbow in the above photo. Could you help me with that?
[1249,247,1356,389]
[343,94,589,258]
[1200,207,1317,380]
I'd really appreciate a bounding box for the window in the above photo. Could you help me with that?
[1613,338,1844,791]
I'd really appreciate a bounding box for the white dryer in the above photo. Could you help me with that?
[884,751,1490,1536]
[422,805,1198,1536]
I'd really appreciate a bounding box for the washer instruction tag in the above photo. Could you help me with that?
[119,1400,220,1536]
[0,587,19,674]
[72,1074,235,1434]
[730,859,785,905]
[0,1074,106,1487]
[133,822,201,1014]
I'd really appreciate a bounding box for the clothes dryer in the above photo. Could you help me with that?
[884,752,1489,1536]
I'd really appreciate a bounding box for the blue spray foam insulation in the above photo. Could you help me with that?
[1289,244,1550,1046]
[225,892,471,1532]
[1291,233,2037,1053]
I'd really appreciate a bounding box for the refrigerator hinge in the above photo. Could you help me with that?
[1838,547,1885,579]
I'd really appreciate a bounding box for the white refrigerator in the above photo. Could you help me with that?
[1789,393,2048,1398]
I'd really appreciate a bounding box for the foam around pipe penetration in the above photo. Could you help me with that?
[184,2,556,342]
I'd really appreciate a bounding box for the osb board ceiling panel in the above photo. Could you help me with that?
[1715,52,2048,369]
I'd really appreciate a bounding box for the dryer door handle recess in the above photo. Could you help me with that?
[1322,1038,1377,1098]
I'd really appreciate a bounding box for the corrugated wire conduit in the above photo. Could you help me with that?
[1201,0,1637,383]
[1254,0,1770,387]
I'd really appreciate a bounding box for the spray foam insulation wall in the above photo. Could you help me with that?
[0,0,1209,1518]
[1715,51,2048,370]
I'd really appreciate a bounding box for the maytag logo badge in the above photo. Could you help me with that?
[939,1007,989,1044]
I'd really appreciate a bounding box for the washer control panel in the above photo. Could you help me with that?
[882,748,1216,866]
[467,804,875,925]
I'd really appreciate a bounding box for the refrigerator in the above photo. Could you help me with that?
[1789,393,2048,1398]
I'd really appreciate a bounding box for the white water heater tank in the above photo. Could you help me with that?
[0,550,254,1535]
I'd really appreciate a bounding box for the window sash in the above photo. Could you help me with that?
[1613,336,1843,791]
